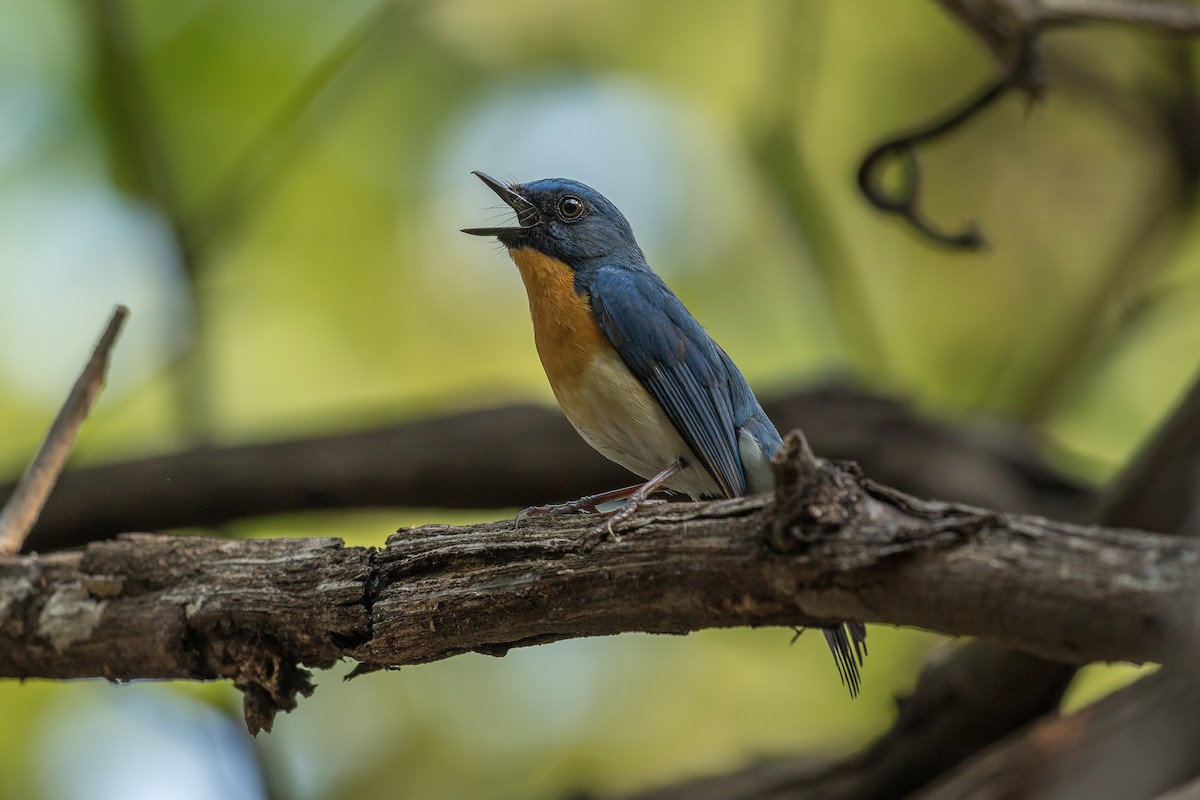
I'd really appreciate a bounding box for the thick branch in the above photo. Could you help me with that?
[689,367,1200,800]
[912,667,1200,800]
[13,386,1089,552]
[1095,371,1200,533]
[621,643,1075,800]
[0,445,1188,733]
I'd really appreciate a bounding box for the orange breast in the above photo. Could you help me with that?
[507,246,722,497]
[509,246,611,390]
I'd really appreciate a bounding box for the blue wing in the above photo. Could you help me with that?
[587,265,752,498]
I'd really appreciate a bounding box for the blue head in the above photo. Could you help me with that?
[462,172,646,268]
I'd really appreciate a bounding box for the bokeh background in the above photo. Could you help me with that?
[0,0,1194,798]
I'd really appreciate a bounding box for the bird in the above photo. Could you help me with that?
[463,171,867,696]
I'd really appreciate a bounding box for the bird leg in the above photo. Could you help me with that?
[573,458,685,549]
[518,459,686,546]
[518,482,652,520]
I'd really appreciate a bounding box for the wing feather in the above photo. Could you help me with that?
[587,266,746,498]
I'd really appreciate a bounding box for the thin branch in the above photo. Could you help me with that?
[897,0,1200,250]
[856,77,1009,250]
[937,0,1200,66]
[860,1,1053,249]
[0,438,1191,733]
[1040,0,1200,32]
[0,307,128,555]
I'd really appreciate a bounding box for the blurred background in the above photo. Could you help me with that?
[0,0,1194,798]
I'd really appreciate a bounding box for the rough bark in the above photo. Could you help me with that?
[0,436,1189,734]
[693,371,1200,800]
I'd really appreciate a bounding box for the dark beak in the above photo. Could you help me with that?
[461,171,538,237]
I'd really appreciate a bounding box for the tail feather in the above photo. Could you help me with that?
[823,623,868,698]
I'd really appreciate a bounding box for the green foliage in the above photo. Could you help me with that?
[0,0,1195,797]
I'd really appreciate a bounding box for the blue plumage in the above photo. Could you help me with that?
[464,171,866,696]
[587,263,764,498]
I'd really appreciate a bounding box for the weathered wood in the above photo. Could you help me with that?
[0,438,1190,733]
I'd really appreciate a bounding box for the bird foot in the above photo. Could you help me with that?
[521,459,684,546]
[515,480,659,530]
[577,497,667,552]
[519,498,602,519]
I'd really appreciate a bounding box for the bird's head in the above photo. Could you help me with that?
[462,172,644,267]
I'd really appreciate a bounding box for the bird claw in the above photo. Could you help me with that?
[576,497,666,551]
[519,499,600,518]
[527,461,681,540]
[514,498,602,531]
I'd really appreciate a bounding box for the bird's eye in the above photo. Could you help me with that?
[558,195,584,221]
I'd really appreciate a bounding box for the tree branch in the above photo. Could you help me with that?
[0,438,1188,733]
[1094,370,1200,533]
[856,77,1009,250]
[1160,776,1200,800]
[911,667,1200,800]
[619,643,1076,800]
[1040,0,1200,32]
[11,385,1089,552]
[937,0,1200,69]
[0,307,128,555]
[644,367,1200,800]
[882,0,1200,249]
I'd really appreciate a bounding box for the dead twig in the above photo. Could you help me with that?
[0,306,129,555]
[856,76,1011,250]
[873,0,1200,249]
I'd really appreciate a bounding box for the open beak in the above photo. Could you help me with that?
[461,171,539,237]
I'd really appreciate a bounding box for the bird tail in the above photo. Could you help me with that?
[823,623,868,698]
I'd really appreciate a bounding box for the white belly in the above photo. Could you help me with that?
[551,349,724,499]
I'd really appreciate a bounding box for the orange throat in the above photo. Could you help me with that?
[507,246,611,388]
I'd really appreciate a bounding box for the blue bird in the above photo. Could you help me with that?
[463,171,867,695]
